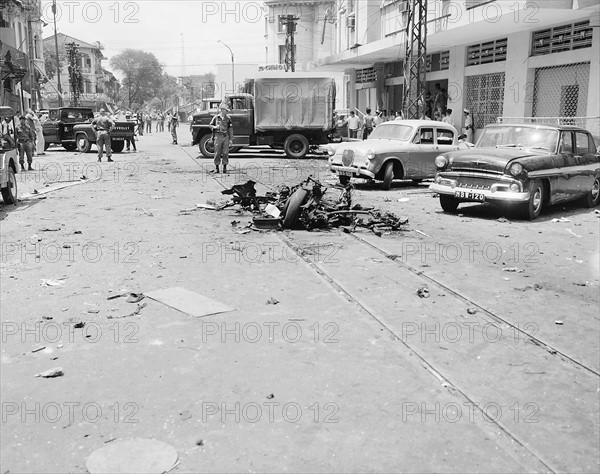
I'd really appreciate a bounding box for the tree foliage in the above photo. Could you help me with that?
[110,49,163,108]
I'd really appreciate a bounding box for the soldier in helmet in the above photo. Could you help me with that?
[209,104,234,174]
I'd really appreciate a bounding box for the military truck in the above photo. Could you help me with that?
[191,75,336,159]
[42,107,135,153]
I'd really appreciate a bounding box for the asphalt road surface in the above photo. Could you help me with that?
[1,131,599,473]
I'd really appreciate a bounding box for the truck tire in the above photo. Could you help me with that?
[111,141,125,153]
[199,134,215,158]
[63,143,77,152]
[1,164,17,204]
[76,135,91,153]
[282,188,308,229]
[284,134,309,159]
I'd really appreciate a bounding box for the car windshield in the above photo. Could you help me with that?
[478,126,558,152]
[61,109,94,121]
[369,124,413,141]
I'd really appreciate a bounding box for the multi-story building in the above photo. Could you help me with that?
[42,32,116,111]
[0,0,45,112]
[314,0,599,138]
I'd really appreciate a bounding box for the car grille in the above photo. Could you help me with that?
[342,149,354,167]
[452,167,503,175]
[455,177,494,190]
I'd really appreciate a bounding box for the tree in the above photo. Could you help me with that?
[110,49,163,108]
[43,48,61,81]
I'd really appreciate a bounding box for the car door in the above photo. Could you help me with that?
[573,131,599,194]
[407,127,437,178]
[553,131,580,200]
[43,109,59,143]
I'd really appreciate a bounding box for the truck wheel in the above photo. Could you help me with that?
[519,179,544,220]
[199,134,215,158]
[339,175,350,186]
[282,188,308,229]
[382,162,394,190]
[111,141,125,153]
[284,134,309,159]
[439,195,459,213]
[63,143,77,152]
[76,135,91,153]
[1,165,17,204]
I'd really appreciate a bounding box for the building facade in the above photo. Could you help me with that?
[41,32,117,110]
[313,0,599,138]
[0,0,45,112]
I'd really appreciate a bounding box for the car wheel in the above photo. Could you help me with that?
[382,162,394,190]
[282,188,308,229]
[1,165,17,204]
[111,141,125,153]
[582,176,600,207]
[198,134,215,158]
[283,134,309,159]
[63,143,77,152]
[439,195,459,213]
[75,135,91,153]
[339,175,350,186]
[520,179,544,220]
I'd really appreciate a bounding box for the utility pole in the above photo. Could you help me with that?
[66,42,82,106]
[52,0,63,106]
[282,15,299,72]
[402,0,428,119]
[26,18,37,110]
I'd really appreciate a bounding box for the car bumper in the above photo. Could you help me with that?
[430,176,529,202]
[330,164,375,179]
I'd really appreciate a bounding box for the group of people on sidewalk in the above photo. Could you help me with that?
[3,109,46,171]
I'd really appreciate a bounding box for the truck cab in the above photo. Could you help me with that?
[43,107,94,151]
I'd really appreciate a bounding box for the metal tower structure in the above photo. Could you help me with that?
[282,15,299,72]
[65,42,82,107]
[402,0,428,119]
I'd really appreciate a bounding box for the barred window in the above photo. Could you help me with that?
[531,21,592,56]
[532,63,590,120]
[427,51,449,72]
[466,38,507,66]
[465,72,505,129]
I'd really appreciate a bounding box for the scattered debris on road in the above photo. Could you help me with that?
[566,228,582,238]
[126,292,145,303]
[503,267,524,273]
[551,217,571,223]
[34,367,64,378]
[145,287,234,317]
[40,278,66,287]
[417,287,430,298]
[107,302,147,320]
[266,297,280,305]
[555,320,564,325]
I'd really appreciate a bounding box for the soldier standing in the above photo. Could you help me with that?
[92,108,115,162]
[209,105,233,174]
[463,109,474,143]
[16,115,36,171]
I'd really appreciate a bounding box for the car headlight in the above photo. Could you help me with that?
[435,155,448,169]
[366,149,376,160]
[509,163,523,176]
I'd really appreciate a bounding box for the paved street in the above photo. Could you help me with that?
[1,130,598,473]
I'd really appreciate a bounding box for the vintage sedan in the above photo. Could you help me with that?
[328,120,462,189]
[430,123,600,219]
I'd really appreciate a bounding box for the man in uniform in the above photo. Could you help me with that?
[170,111,179,144]
[209,105,234,174]
[92,108,114,162]
[16,115,36,171]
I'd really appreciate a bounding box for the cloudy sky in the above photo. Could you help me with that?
[40,0,267,77]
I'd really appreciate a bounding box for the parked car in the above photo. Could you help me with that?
[0,106,18,204]
[430,123,600,219]
[328,120,462,189]
[43,107,135,153]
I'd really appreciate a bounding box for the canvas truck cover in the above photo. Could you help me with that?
[254,77,335,132]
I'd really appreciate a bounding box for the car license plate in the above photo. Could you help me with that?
[455,190,485,202]
[338,169,353,177]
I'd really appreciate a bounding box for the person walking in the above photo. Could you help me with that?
[158,112,164,132]
[145,113,152,133]
[136,111,144,136]
[344,110,361,138]
[442,108,454,128]
[125,113,137,152]
[170,111,179,144]
[16,115,36,171]
[92,108,115,162]
[209,105,234,174]
[463,109,474,143]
